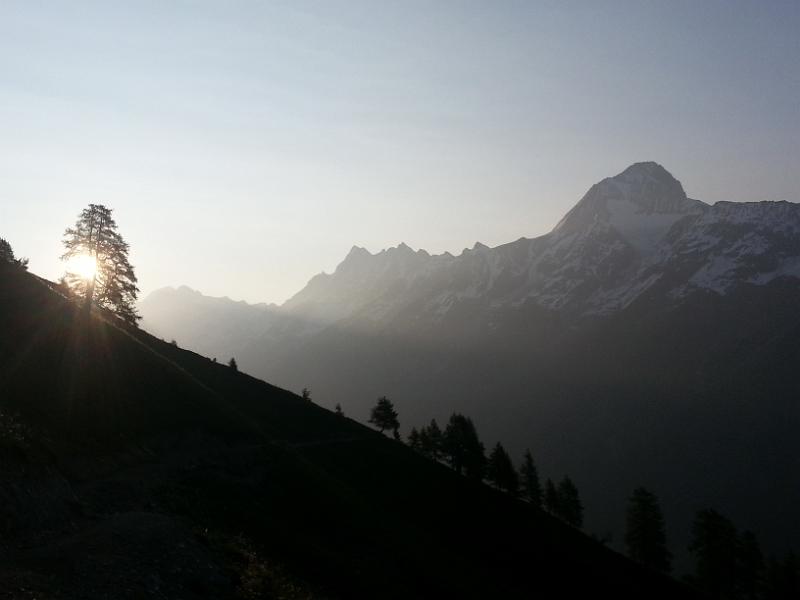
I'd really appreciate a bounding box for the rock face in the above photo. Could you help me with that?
[139,163,800,566]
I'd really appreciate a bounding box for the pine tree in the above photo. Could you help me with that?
[407,427,422,451]
[61,204,139,324]
[737,530,764,600]
[557,477,583,528]
[0,238,12,263]
[421,419,444,460]
[369,396,399,437]
[519,449,542,507]
[0,238,28,269]
[228,357,238,371]
[334,403,344,417]
[301,387,312,402]
[689,508,739,600]
[442,413,486,480]
[544,478,560,515]
[624,487,671,573]
[487,442,519,495]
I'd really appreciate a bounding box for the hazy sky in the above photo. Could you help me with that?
[1,1,798,304]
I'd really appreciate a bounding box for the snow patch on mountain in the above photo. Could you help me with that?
[276,163,800,323]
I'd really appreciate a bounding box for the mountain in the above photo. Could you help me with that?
[0,263,693,598]
[278,161,798,319]
[140,285,280,363]
[139,162,800,567]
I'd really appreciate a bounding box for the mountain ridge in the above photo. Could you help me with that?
[144,161,799,324]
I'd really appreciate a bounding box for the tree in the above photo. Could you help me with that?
[519,449,542,507]
[737,531,764,600]
[61,204,139,324]
[442,413,485,480]
[624,487,671,573]
[334,403,344,417]
[487,442,519,495]
[544,478,559,515]
[369,396,399,437]
[689,508,739,599]
[0,238,28,269]
[420,419,444,460]
[228,357,238,371]
[407,427,422,451]
[556,477,583,528]
[301,387,312,402]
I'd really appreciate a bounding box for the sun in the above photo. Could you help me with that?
[67,254,97,281]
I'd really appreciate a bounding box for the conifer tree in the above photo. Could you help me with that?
[689,508,739,599]
[0,238,12,263]
[0,238,28,269]
[334,403,344,417]
[442,413,485,480]
[519,449,542,507]
[421,419,444,460]
[407,427,422,451]
[544,478,560,515]
[556,477,583,528]
[487,442,519,495]
[228,357,238,371]
[61,204,139,324]
[417,427,431,455]
[369,396,399,437]
[737,530,764,600]
[624,487,671,573]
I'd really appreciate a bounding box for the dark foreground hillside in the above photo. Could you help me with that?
[0,265,693,599]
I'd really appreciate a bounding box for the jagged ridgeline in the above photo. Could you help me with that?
[0,262,691,597]
[140,162,800,567]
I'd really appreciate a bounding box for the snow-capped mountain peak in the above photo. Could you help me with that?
[552,162,706,254]
[278,163,799,323]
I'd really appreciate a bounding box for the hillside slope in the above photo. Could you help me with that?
[0,264,692,599]
[139,162,800,567]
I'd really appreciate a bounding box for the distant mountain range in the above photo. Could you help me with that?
[140,162,800,565]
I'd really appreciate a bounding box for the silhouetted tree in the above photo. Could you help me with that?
[544,478,560,515]
[624,487,671,573]
[689,508,739,599]
[61,204,139,323]
[301,387,312,402]
[407,427,422,451]
[228,357,238,371]
[519,449,542,507]
[334,403,344,417]
[442,413,485,480]
[557,477,583,528]
[420,419,444,460]
[0,238,12,263]
[369,396,399,437]
[487,442,519,495]
[0,238,28,269]
[737,531,764,600]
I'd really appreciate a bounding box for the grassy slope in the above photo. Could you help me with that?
[0,265,694,599]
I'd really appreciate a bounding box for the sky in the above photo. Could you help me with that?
[1,1,798,304]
